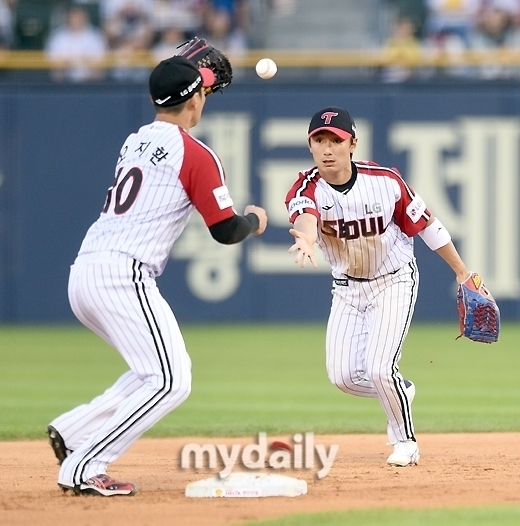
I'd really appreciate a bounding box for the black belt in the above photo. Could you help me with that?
[333,269,399,286]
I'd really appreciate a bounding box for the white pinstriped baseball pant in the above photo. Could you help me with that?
[53,253,192,486]
[326,259,419,444]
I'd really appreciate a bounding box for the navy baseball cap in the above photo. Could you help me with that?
[149,55,216,107]
[308,107,356,140]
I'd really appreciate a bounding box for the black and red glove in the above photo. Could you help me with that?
[177,36,233,94]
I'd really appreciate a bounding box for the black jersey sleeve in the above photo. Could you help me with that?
[208,213,260,244]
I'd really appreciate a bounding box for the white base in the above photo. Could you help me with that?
[185,472,307,498]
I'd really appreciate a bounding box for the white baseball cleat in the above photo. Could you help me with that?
[386,439,420,467]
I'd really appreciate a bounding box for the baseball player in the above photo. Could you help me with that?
[285,106,472,466]
[46,54,267,496]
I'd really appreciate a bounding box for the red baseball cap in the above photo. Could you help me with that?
[308,107,356,140]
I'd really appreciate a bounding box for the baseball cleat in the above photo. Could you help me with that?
[58,482,73,493]
[47,425,72,465]
[72,474,138,497]
[386,439,420,467]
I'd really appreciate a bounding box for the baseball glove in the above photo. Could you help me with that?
[456,272,500,343]
[176,37,233,94]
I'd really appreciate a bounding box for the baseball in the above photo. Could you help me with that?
[255,58,277,79]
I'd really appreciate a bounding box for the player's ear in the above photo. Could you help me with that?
[184,94,199,117]
[185,94,197,108]
[350,137,358,155]
[189,89,204,108]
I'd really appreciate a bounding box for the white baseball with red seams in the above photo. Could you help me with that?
[255,58,277,79]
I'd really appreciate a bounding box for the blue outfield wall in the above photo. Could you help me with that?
[0,81,519,323]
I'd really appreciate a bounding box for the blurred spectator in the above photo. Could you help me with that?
[389,0,429,39]
[44,4,108,82]
[382,15,423,82]
[150,0,207,42]
[474,0,520,34]
[70,0,103,28]
[101,0,151,19]
[0,0,15,50]
[471,0,520,78]
[14,0,68,50]
[474,3,513,46]
[151,25,186,62]
[203,0,248,54]
[101,0,154,80]
[425,0,481,47]
[508,0,520,26]
[424,0,482,77]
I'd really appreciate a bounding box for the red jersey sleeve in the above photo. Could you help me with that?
[285,169,320,224]
[388,166,431,237]
[179,132,236,227]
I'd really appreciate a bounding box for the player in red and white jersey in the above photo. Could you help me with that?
[46,55,267,496]
[287,160,425,281]
[286,107,472,467]
[78,117,237,276]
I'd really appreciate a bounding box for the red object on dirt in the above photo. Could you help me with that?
[270,441,292,452]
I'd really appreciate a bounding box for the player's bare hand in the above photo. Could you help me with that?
[244,205,267,235]
[289,228,318,269]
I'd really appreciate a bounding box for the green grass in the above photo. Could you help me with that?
[1,322,520,440]
[239,506,520,526]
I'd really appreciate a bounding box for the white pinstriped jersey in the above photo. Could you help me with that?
[78,121,236,276]
[286,161,431,280]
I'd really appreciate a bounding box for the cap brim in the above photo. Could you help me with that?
[308,126,352,140]
[199,67,216,88]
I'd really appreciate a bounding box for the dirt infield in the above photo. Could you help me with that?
[2,433,520,526]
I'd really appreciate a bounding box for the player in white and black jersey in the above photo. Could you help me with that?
[46,55,267,496]
[286,106,472,467]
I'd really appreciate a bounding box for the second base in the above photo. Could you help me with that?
[185,472,307,498]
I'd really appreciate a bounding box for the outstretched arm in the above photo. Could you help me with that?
[289,213,319,269]
[435,242,470,284]
[418,216,469,283]
[419,217,499,344]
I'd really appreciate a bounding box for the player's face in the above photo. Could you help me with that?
[309,131,357,183]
